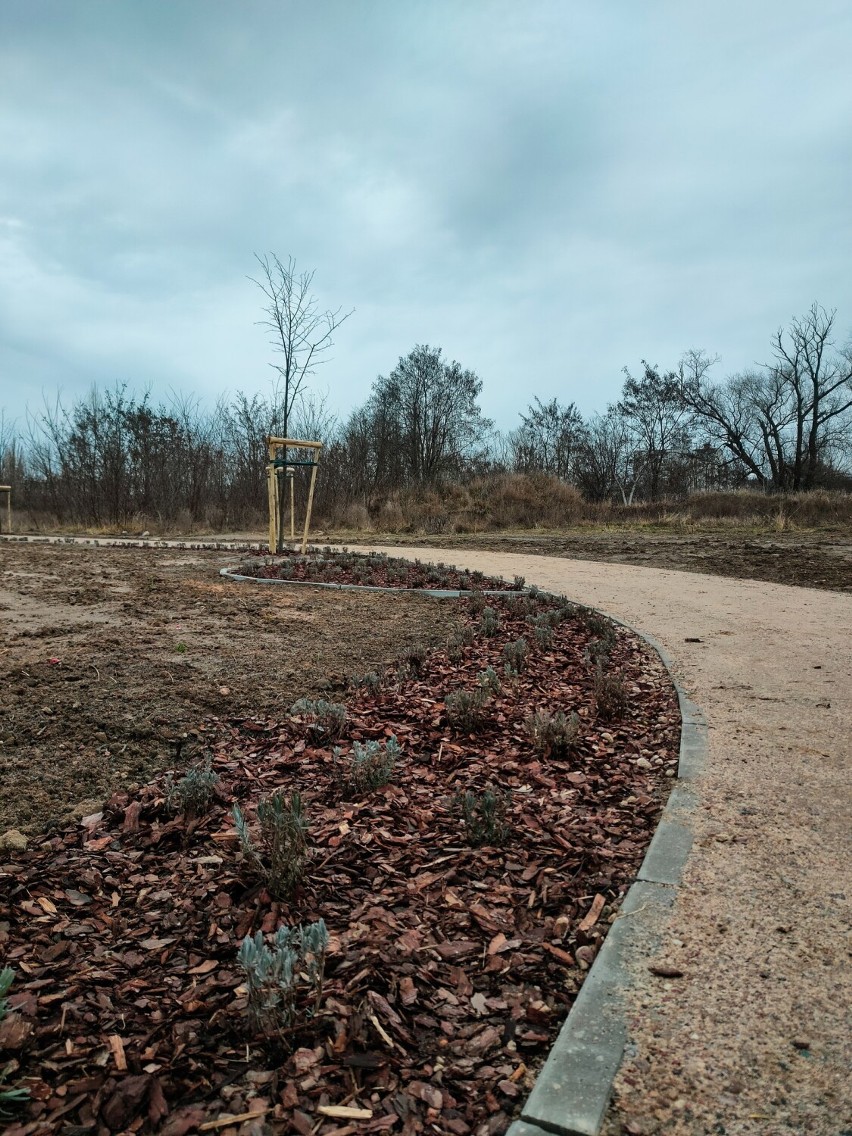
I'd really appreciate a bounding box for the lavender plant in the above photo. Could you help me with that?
[335,736,401,797]
[233,789,309,898]
[290,698,347,741]
[164,756,218,818]
[237,919,329,1036]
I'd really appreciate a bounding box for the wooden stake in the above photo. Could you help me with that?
[302,457,319,554]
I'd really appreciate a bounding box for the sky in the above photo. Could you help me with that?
[1,0,851,436]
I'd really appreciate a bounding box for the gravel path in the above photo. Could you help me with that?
[365,546,852,1136]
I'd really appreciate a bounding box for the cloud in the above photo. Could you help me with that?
[0,0,850,435]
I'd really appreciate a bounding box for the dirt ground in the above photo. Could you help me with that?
[356,530,852,592]
[0,543,460,834]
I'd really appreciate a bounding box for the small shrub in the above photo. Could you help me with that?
[0,969,29,1118]
[479,606,500,637]
[335,736,400,797]
[233,789,309,899]
[576,606,616,644]
[467,592,486,615]
[533,614,553,648]
[164,757,218,818]
[457,788,508,846]
[401,642,428,675]
[237,919,329,1036]
[525,709,580,754]
[445,688,489,730]
[513,575,526,589]
[174,641,187,654]
[477,666,502,697]
[594,668,628,720]
[588,636,614,666]
[507,594,536,617]
[290,698,347,741]
[503,637,529,673]
[348,670,382,693]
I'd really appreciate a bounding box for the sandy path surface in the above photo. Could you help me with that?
[361,546,852,1136]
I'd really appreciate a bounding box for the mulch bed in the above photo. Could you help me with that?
[0,593,680,1136]
[236,551,524,592]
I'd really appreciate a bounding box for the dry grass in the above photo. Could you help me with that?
[8,483,852,540]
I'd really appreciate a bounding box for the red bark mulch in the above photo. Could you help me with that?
[0,594,679,1136]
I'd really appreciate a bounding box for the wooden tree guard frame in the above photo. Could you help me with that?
[265,438,322,554]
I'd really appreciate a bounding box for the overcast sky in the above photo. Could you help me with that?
[1,0,850,435]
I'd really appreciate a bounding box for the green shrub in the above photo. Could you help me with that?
[238,919,329,1037]
[457,788,508,846]
[503,637,529,673]
[290,698,347,741]
[335,736,400,797]
[348,670,382,693]
[525,709,580,754]
[532,614,553,648]
[477,666,502,697]
[594,668,628,720]
[400,642,428,675]
[446,688,489,730]
[164,756,218,818]
[479,606,500,636]
[467,592,486,615]
[233,790,309,899]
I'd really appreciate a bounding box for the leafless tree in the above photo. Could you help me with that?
[509,397,584,480]
[249,254,353,439]
[681,306,852,489]
[618,363,695,499]
[370,345,492,486]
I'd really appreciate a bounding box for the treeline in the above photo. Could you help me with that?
[1,304,851,532]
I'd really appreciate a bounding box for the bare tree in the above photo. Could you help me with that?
[618,363,695,499]
[250,254,353,439]
[509,397,584,480]
[681,307,852,489]
[370,345,492,486]
[766,304,852,488]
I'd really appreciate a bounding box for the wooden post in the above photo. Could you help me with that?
[288,469,295,539]
[266,451,278,554]
[301,460,319,554]
[0,486,10,534]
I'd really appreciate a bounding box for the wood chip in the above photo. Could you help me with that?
[317,1105,373,1119]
